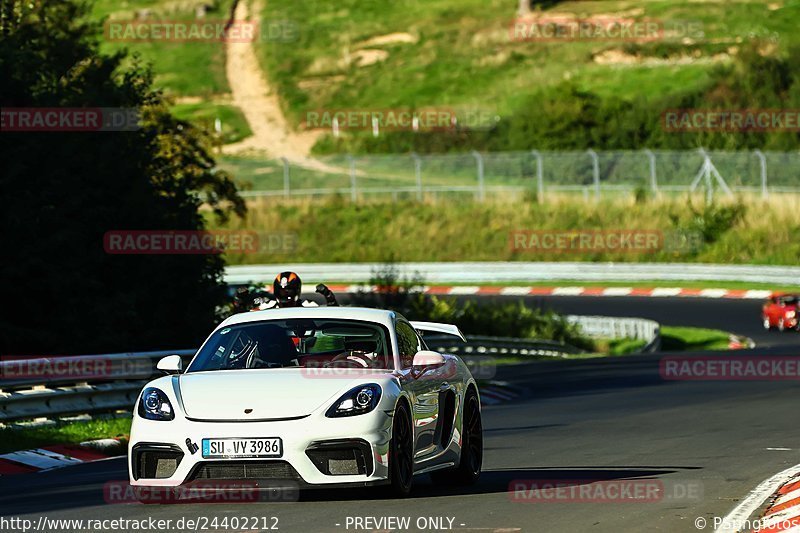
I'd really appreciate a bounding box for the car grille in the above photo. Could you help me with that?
[187,461,302,481]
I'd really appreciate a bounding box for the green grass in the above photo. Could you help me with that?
[660,326,733,351]
[490,326,737,366]
[92,0,234,97]
[257,0,800,128]
[606,338,648,356]
[171,102,252,144]
[0,417,131,455]
[212,195,800,265]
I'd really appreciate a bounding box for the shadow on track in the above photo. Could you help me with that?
[0,462,702,513]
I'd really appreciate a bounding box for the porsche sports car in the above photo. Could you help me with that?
[128,307,482,497]
[762,293,800,332]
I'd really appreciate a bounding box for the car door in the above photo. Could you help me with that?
[395,319,442,459]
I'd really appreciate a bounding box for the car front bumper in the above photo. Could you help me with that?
[128,409,393,488]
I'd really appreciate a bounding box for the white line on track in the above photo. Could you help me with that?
[552,287,585,295]
[602,287,633,296]
[448,286,481,295]
[651,288,683,297]
[716,463,800,532]
[699,288,729,298]
[499,287,533,296]
[0,449,82,470]
[744,290,774,299]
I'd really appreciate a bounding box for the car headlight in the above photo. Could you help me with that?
[326,384,382,418]
[786,310,796,318]
[138,387,174,421]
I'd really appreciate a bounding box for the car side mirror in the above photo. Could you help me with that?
[412,350,445,369]
[157,355,183,374]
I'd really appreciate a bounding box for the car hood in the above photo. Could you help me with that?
[177,368,392,421]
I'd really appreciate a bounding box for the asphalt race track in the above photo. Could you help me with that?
[513,295,800,348]
[1,296,798,532]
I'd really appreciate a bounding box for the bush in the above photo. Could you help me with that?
[672,199,748,245]
[349,264,593,350]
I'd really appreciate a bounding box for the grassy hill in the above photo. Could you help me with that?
[87,0,800,161]
[257,0,800,122]
[91,0,251,142]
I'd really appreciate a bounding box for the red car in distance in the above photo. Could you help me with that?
[762,293,800,331]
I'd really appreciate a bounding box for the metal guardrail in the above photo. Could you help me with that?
[226,262,800,285]
[0,350,195,424]
[427,335,583,358]
[0,317,658,422]
[566,315,661,352]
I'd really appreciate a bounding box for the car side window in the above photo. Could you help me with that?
[396,321,421,369]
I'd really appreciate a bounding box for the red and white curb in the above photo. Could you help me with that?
[757,475,800,532]
[328,285,774,300]
[716,463,800,532]
[0,438,125,476]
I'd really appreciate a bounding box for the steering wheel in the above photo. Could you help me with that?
[326,351,374,368]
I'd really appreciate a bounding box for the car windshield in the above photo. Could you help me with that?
[779,296,799,306]
[186,319,393,372]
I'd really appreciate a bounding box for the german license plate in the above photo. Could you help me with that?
[201,438,282,459]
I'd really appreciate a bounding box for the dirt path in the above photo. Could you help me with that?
[223,0,321,160]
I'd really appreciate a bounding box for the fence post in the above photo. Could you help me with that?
[587,149,600,201]
[644,149,658,196]
[753,150,768,199]
[347,155,357,202]
[702,149,713,205]
[531,150,544,202]
[280,157,290,198]
[471,150,485,202]
[411,152,423,201]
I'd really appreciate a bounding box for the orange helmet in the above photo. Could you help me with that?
[273,272,302,307]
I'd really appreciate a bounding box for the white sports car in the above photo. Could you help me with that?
[128,307,482,497]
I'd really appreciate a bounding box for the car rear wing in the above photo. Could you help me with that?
[410,321,466,342]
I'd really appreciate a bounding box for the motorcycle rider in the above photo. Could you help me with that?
[232,284,270,313]
[254,271,339,310]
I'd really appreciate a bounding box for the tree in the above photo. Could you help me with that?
[0,0,245,354]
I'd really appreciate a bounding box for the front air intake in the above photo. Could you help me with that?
[305,439,373,476]
[132,444,184,480]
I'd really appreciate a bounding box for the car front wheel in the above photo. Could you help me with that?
[388,401,414,497]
